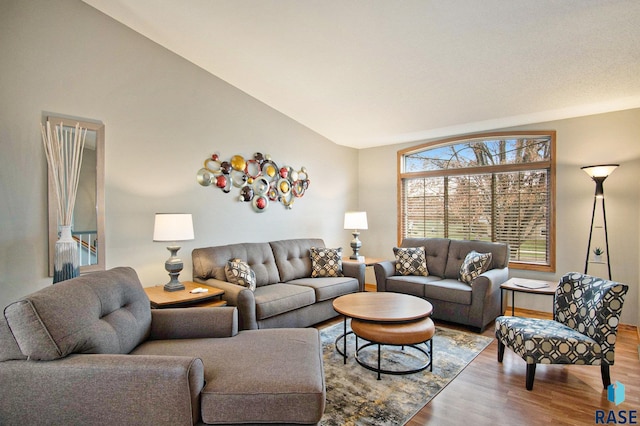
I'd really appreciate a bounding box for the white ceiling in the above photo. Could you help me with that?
[82,0,640,149]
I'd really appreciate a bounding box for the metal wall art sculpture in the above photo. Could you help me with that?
[197,152,310,212]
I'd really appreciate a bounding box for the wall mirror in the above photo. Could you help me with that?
[46,115,105,275]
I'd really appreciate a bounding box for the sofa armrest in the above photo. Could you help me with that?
[150,306,238,340]
[469,267,509,330]
[194,278,259,330]
[343,261,366,291]
[374,261,396,292]
[0,354,204,425]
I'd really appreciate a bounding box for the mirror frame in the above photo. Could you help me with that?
[46,115,105,275]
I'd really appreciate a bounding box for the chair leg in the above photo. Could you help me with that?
[497,340,505,362]
[526,363,536,391]
[601,364,611,389]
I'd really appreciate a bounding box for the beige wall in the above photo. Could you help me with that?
[0,0,359,308]
[359,109,640,326]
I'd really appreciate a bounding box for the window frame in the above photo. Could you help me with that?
[397,131,556,272]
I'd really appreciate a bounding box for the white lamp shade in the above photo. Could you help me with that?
[153,213,194,242]
[581,164,619,178]
[344,211,368,230]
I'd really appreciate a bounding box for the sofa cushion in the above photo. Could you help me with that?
[0,315,26,361]
[270,238,325,282]
[225,258,256,291]
[310,247,344,278]
[423,279,473,305]
[393,246,428,276]
[444,239,508,279]
[386,275,441,297]
[459,251,492,284]
[401,238,450,278]
[193,243,281,287]
[4,267,151,360]
[286,277,359,302]
[131,328,325,424]
[253,284,316,320]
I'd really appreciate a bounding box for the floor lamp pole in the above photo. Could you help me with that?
[601,197,612,280]
[584,196,612,280]
[584,197,597,275]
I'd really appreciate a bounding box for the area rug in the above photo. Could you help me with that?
[320,321,493,425]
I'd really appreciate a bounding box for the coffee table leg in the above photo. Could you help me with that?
[343,316,347,364]
[334,316,354,363]
[377,344,381,380]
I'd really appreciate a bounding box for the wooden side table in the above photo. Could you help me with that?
[342,257,386,291]
[144,281,226,309]
[500,278,558,316]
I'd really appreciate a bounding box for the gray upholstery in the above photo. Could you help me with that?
[270,238,324,282]
[1,267,326,425]
[375,238,509,332]
[0,315,25,362]
[287,277,360,302]
[132,328,325,424]
[444,239,509,279]
[254,283,316,320]
[400,237,451,277]
[193,238,365,330]
[4,267,151,360]
[192,242,281,287]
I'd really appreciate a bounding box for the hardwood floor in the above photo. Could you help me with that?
[406,309,640,426]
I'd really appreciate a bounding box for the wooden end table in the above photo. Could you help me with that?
[500,278,558,316]
[144,281,226,309]
[342,256,386,291]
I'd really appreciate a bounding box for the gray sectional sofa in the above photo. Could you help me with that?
[192,238,365,330]
[374,238,509,332]
[0,267,326,425]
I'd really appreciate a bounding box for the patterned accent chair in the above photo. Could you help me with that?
[495,272,628,390]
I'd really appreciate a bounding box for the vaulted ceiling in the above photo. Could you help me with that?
[83,0,640,149]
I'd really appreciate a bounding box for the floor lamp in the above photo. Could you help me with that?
[581,164,618,280]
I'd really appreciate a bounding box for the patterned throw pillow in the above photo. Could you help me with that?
[225,258,256,291]
[459,251,492,285]
[393,246,428,276]
[310,247,344,278]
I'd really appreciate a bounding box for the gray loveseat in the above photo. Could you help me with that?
[1,267,325,425]
[192,238,365,330]
[374,238,509,332]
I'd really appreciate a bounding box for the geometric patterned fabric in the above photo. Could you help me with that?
[310,247,344,278]
[495,316,601,365]
[393,246,428,276]
[458,250,492,284]
[495,272,628,366]
[225,258,257,291]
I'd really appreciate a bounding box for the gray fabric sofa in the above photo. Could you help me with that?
[0,267,325,425]
[374,238,509,332]
[192,238,365,330]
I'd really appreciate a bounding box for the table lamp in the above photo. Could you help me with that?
[344,211,368,260]
[153,213,194,291]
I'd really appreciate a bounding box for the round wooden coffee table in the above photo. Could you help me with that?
[332,292,434,379]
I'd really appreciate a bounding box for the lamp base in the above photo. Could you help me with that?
[350,231,362,259]
[164,279,185,292]
[163,245,185,292]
